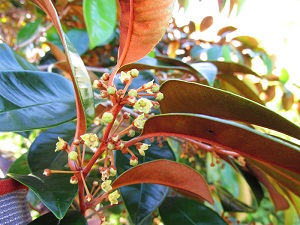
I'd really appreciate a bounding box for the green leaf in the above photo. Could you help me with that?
[159,197,227,225]
[0,43,38,71]
[216,185,255,212]
[191,63,218,86]
[0,71,76,132]
[8,173,78,219]
[83,0,116,49]
[159,80,300,140]
[8,122,77,219]
[67,29,89,55]
[113,159,213,204]
[28,210,87,225]
[8,152,30,175]
[16,18,42,45]
[206,45,222,60]
[115,140,175,225]
[139,114,300,174]
[279,68,289,84]
[28,122,76,173]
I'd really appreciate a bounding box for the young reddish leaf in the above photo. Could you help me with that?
[134,114,300,174]
[117,0,175,67]
[200,16,213,32]
[112,159,213,204]
[32,0,94,138]
[247,162,289,211]
[159,80,300,140]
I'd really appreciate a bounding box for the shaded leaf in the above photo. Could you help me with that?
[159,197,227,225]
[159,80,300,140]
[8,173,78,219]
[0,43,38,71]
[83,0,116,49]
[115,140,175,225]
[0,71,76,132]
[117,0,175,67]
[207,45,222,60]
[67,29,89,55]
[112,159,213,204]
[216,185,255,212]
[139,114,300,174]
[28,210,87,225]
[207,61,258,76]
[200,16,213,32]
[191,62,217,86]
[246,162,289,211]
[8,153,30,175]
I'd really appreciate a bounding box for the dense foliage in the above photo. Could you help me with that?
[0,0,299,224]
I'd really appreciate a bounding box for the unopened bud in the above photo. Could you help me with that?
[107,86,116,95]
[102,112,114,124]
[130,69,139,78]
[68,151,78,161]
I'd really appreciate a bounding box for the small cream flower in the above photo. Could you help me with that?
[81,133,99,148]
[101,180,112,192]
[108,190,120,205]
[143,80,154,93]
[137,143,150,156]
[133,114,146,129]
[120,71,131,84]
[55,137,67,152]
[133,98,153,114]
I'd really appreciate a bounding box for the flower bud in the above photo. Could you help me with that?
[102,112,114,124]
[151,83,160,93]
[130,69,139,78]
[68,151,78,161]
[93,80,101,89]
[130,156,138,166]
[100,90,108,99]
[107,86,116,95]
[70,175,78,184]
[127,129,136,137]
[43,169,51,176]
[155,92,164,101]
[128,89,138,97]
[101,73,110,81]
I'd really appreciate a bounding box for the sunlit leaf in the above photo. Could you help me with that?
[200,16,213,32]
[83,0,116,49]
[117,0,175,67]
[159,80,300,140]
[112,159,213,204]
[191,63,217,86]
[159,197,227,225]
[139,114,300,174]
[0,71,76,132]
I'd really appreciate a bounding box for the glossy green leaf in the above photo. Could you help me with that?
[33,0,95,132]
[218,73,264,104]
[8,152,30,175]
[28,210,87,225]
[115,140,175,225]
[159,197,227,225]
[8,173,78,219]
[112,159,213,204]
[0,43,38,71]
[0,71,76,132]
[16,18,42,45]
[28,122,76,172]
[9,123,77,219]
[216,185,255,212]
[159,80,300,140]
[139,114,300,174]
[83,0,116,49]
